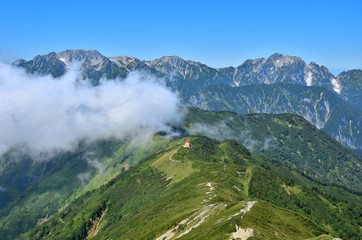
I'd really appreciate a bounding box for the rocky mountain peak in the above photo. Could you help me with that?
[12,59,26,66]
[147,55,187,67]
[268,52,284,60]
[56,49,106,67]
[57,49,103,58]
[309,61,319,67]
[267,53,304,67]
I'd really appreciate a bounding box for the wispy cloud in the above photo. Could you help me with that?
[188,120,275,152]
[0,63,183,159]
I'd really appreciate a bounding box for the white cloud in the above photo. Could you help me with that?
[77,172,91,182]
[0,62,183,158]
[188,121,275,152]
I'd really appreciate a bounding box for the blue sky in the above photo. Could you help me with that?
[0,0,361,74]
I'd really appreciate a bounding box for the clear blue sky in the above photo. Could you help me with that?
[0,0,361,74]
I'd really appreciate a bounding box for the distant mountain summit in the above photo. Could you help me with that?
[56,49,107,68]
[219,53,336,92]
[13,50,361,149]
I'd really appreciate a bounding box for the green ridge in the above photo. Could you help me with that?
[22,136,361,239]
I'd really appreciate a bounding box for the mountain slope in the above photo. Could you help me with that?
[14,50,130,85]
[218,53,335,91]
[337,69,362,110]
[184,108,362,192]
[0,137,173,239]
[188,83,361,149]
[22,136,361,239]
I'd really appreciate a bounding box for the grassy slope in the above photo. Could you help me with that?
[0,136,173,240]
[184,108,362,192]
[23,136,361,240]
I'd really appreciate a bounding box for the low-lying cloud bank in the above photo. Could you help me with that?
[0,63,183,158]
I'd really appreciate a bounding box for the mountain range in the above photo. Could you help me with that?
[13,50,362,149]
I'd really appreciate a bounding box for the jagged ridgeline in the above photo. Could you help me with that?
[13,50,362,149]
[22,136,361,239]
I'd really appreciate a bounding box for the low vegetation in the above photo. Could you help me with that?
[22,136,361,239]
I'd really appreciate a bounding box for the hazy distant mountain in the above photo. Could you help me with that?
[13,50,361,149]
